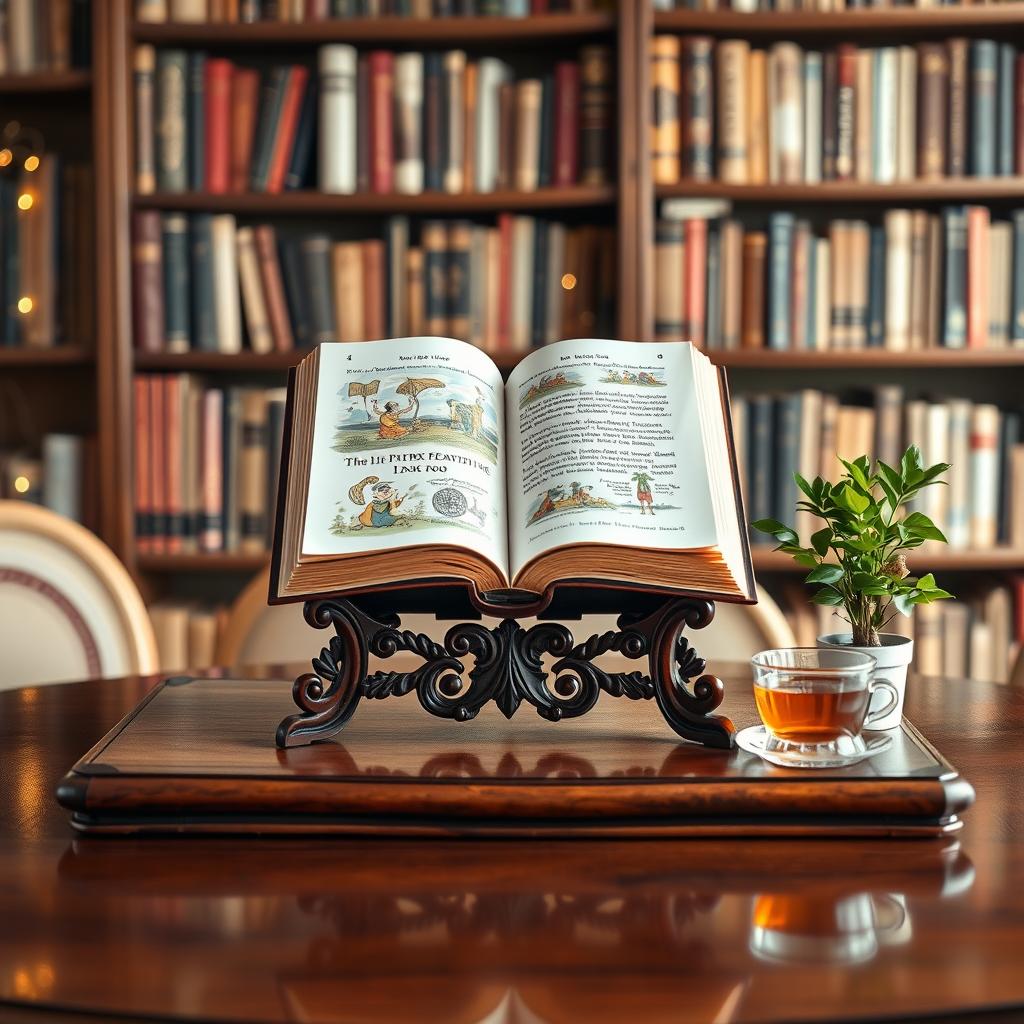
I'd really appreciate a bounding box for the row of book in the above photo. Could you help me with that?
[132,211,614,354]
[135,44,614,196]
[783,581,1023,685]
[734,388,1023,551]
[1,158,94,349]
[133,375,287,555]
[651,36,1024,185]
[0,0,90,75]
[655,202,1024,351]
[0,433,91,525]
[653,0,1008,9]
[148,602,222,671]
[137,0,606,20]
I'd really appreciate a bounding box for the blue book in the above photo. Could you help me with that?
[998,43,1015,176]
[773,395,801,529]
[969,40,997,177]
[1011,210,1024,347]
[161,213,191,351]
[767,212,794,350]
[187,52,205,191]
[867,225,886,348]
[747,395,775,538]
[284,77,317,191]
[0,178,16,346]
[805,233,817,350]
[942,206,969,348]
[705,223,721,349]
[189,214,217,352]
[155,49,189,192]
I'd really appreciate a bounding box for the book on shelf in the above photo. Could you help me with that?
[651,35,1024,185]
[0,0,91,75]
[734,387,1023,554]
[655,200,1024,353]
[135,0,609,22]
[135,43,612,196]
[131,210,613,354]
[270,336,753,602]
[148,601,224,672]
[134,374,287,555]
[0,432,92,525]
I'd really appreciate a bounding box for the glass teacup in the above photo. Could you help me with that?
[750,648,898,767]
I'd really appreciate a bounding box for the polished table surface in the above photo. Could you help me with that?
[3,664,1024,1023]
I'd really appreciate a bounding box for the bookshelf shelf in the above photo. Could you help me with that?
[132,13,616,47]
[753,549,1024,573]
[0,70,91,94]
[652,7,1024,37]
[656,179,1024,205]
[133,186,617,215]
[0,346,94,367]
[711,350,1024,370]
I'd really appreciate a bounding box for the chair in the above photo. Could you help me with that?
[0,501,158,689]
[218,568,795,674]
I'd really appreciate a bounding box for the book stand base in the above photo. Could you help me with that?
[276,591,735,750]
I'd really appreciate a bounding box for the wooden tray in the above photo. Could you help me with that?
[56,676,975,837]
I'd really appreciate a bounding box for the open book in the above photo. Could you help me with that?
[271,337,753,602]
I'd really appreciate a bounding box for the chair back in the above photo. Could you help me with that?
[0,502,158,689]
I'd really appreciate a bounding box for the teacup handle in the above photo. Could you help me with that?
[865,680,899,728]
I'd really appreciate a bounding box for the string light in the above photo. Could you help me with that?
[561,273,577,291]
[17,297,32,314]
[17,192,33,210]
[13,476,30,494]
[23,155,39,172]
[0,149,11,167]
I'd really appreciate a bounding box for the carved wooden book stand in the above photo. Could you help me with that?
[276,585,736,750]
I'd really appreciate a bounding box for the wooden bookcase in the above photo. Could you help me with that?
[11,0,1019,600]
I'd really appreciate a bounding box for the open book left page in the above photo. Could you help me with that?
[300,338,510,580]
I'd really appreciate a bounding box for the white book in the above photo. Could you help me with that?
[802,51,822,184]
[42,434,83,523]
[170,0,207,21]
[873,48,899,184]
[210,214,242,354]
[814,237,830,351]
[510,217,535,353]
[545,222,567,346]
[945,399,972,549]
[443,51,466,195]
[854,50,873,182]
[768,43,802,184]
[988,221,1012,348]
[895,46,917,181]
[884,209,912,351]
[8,0,35,73]
[969,620,994,685]
[660,198,733,221]
[730,0,758,11]
[942,603,971,679]
[969,404,1001,549]
[393,53,425,195]
[318,45,358,195]
[475,58,511,193]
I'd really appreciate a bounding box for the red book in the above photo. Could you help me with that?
[254,225,294,353]
[229,68,260,193]
[966,205,990,349]
[149,374,166,555]
[497,213,513,351]
[204,58,233,194]
[163,375,184,556]
[305,0,329,17]
[1016,55,1024,174]
[682,218,707,349]
[835,43,857,181]
[131,210,163,353]
[531,0,549,11]
[553,61,580,187]
[133,377,152,556]
[369,51,394,194]
[265,66,310,194]
[200,388,223,553]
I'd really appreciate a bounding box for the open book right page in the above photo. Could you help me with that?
[505,339,721,580]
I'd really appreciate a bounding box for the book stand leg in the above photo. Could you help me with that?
[276,598,735,750]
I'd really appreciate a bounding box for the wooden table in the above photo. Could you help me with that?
[3,664,1023,1023]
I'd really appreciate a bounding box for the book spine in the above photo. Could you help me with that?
[161,213,191,352]
[510,216,535,352]
[719,219,742,350]
[443,50,466,194]
[747,48,767,185]
[285,74,317,190]
[1012,210,1024,347]
[222,387,241,552]
[773,394,801,527]
[155,49,189,192]
[254,225,293,352]
[318,44,357,194]
[970,404,1000,548]
[496,81,515,191]
[909,209,929,350]
[740,230,766,350]
[947,38,968,177]
[467,225,486,347]
[849,220,869,349]
[186,51,206,191]
[423,52,445,192]
[682,35,714,181]
[802,51,822,184]
[132,210,164,353]
[199,386,224,551]
[475,58,507,193]
[134,45,157,194]
[767,212,793,350]
[188,213,216,352]
[301,235,336,344]
[328,241,363,347]
[537,73,554,189]
[229,67,260,193]
[203,57,232,193]
[515,79,543,192]
[966,205,990,349]
[210,214,242,352]
[236,226,273,353]
[988,221,1011,347]
[164,375,185,554]
[279,238,310,348]
[393,52,424,195]
[650,36,680,185]
[249,67,288,192]
[134,377,153,553]
[942,206,968,349]
[867,224,885,349]
[405,247,424,336]
[771,42,802,184]
[853,49,872,183]
[997,42,1015,177]
[553,61,579,187]
[876,48,901,184]
[790,219,809,351]
[360,239,383,340]
[579,45,612,186]
[716,39,749,183]
[422,220,449,336]
[497,212,512,348]
[917,43,948,180]
[683,217,707,348]
[356,54,371,192]
[821,50,837,181]
[705,223,722,350]
[447,220,472,340]
[747,395,774,530]
[386,216,408,338]
[239,390,269,555]
[265,66,310,193]
[884,209,911,351]
[895,46,917,182]
[969,39,997,178]
[835,43,856,181]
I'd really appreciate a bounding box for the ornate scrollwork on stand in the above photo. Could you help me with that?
[276,597,735,749]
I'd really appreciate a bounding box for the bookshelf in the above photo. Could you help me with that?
[0,70,92,93]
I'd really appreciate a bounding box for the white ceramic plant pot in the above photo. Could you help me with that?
[816,633,914,731]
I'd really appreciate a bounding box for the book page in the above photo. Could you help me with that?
[302,338,509,577]
[505,340,717,577]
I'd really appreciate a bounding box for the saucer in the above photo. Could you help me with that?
[736,726,893,769]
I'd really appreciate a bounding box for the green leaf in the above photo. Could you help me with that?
[779,544,819,568]
[892,593,915,617]
[810,586,846,607]
[842,485,870,514]
[810,527,832,557]
[794,473,816,501]
[901,512,948,544]
[901,444,924,480]
[916,572,937,591]
[840,458,871,492]
[751,518,798,545]
[805,564,845,584]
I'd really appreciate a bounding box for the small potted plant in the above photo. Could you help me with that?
[753,445,953,730]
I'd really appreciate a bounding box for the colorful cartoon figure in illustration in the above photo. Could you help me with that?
[532,487,564,521]
[529,482,616,524]
[370,398,415,439]
[447,397,485,439]
[349,476,404,528]
[632,471,655,515]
